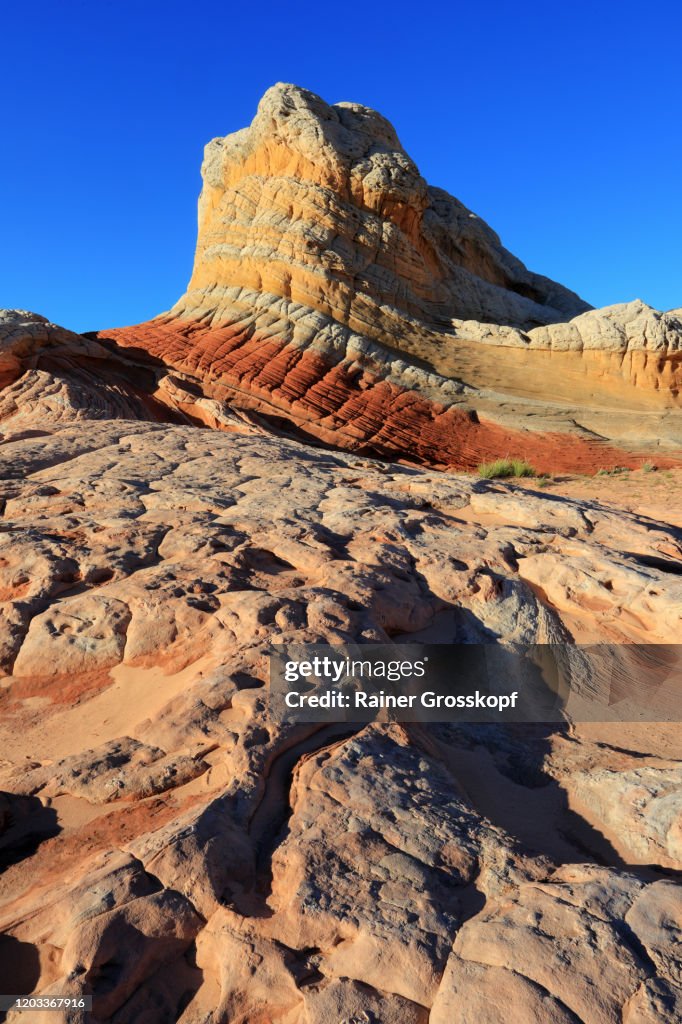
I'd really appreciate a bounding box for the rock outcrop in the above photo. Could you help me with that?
[0,82,680,1024]
[3,86,681,470]
[185,83,589,333]
[0,310,170,427]
[0,419,680,1021]
[93,83,681,468]
[4,306,677,476]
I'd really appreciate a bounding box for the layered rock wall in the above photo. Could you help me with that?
[93,84,679,468]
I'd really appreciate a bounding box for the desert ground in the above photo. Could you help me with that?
[0,84,680,1023]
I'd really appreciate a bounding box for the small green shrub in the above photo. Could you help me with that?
[477,458,537,480]
[641,461,656,473]
[596,465,631,476]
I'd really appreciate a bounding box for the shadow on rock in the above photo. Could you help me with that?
[0,792,60,872]
[416,721,632,870]
[0,934,41,1022]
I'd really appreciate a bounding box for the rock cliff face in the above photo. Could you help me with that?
[93,84,680,470]
[5,308,677,477]
[186,83,589,333]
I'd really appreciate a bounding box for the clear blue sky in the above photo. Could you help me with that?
[2,0,680,332]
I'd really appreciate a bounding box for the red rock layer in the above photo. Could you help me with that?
[100,318,664,474]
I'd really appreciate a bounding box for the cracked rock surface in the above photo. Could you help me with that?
[0,419,680,1023]
[0,80,680,1024]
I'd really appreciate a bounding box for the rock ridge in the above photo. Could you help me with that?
[91,83,680,466]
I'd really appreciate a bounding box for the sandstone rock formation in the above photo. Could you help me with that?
[186,83,589,333]
[4,87,681,471]
[0,82,680,1024]
[0,415,680,1022]
[94,84,681,467]
[4,307,676,479]
[0,310,169,427]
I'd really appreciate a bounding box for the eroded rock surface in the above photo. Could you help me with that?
[92,84,681,466]
[4,82,682,476]
[187,83,589,333]
[1,81,681,1024]
[0,420,680,1022]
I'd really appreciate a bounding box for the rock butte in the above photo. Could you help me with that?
[0,83,680,1024]
[4,84,681,470]
[99,83,681,468]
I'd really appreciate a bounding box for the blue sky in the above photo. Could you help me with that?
[2,0,680,332]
